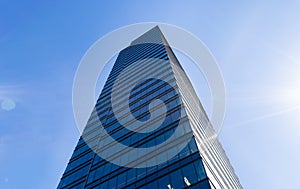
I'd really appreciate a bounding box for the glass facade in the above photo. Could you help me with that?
[57,26,242,189]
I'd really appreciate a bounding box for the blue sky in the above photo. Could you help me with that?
[1,1,300,188]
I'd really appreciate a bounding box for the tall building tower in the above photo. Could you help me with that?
[57,26,242,189]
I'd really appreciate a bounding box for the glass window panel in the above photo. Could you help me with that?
[117,172,127,188]
[137,168,147,179]
[103,163,111,175]
[182,163,197,185]
[194,160,207,181]
[100,181,108,189]
[170,169,184,189]
[87,169,96,183]
[158,175,171,189]
[179,146,190,158]
[147,180,158,189]
[108,177,117,189]
[189,139,198,153]
[127,168,137,184]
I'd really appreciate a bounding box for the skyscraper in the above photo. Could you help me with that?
[57,26,242,189]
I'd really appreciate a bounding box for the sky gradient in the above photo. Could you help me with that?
[1,1,300,188]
